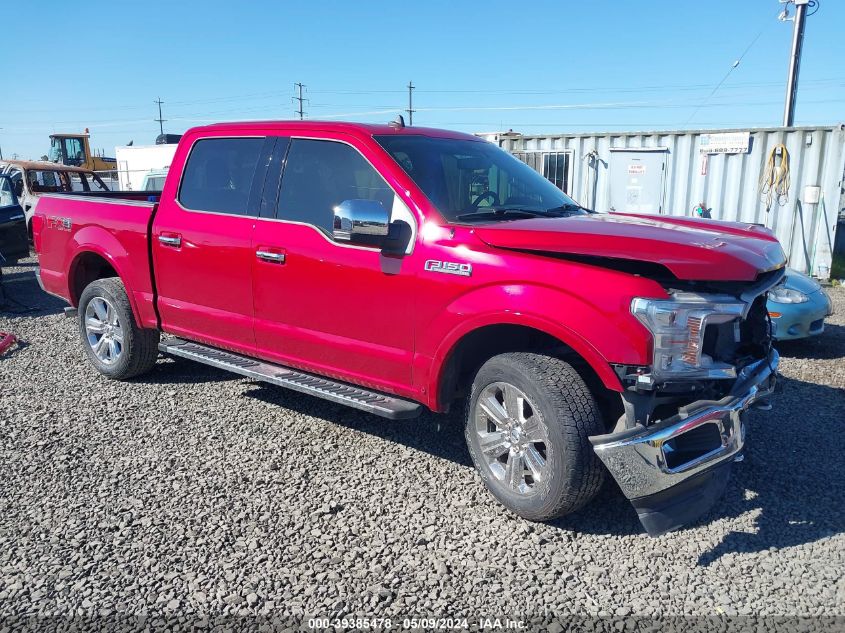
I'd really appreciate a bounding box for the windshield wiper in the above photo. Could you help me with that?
[545,203,592,215]
[455,208,563,222]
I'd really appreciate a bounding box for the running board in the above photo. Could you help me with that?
[158,338,423,420]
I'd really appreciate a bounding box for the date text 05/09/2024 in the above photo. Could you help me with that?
[307,617,526,630]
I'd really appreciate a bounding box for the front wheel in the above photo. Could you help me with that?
[78,277,160,380]
[465,352,606,521]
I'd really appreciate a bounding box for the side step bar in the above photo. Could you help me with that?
[158,338,423,420]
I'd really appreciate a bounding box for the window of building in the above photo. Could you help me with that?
[543,152,571,192]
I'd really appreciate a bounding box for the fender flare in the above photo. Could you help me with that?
[427,311,625,411]
[66,227,142,323]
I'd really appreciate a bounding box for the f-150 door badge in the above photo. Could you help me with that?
[424,260,472,277]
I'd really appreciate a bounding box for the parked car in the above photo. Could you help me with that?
[33,120,786,536]
[768,268,834,340]
[0,160,110,239]
[140,169,168,192]
[0,174,29,266]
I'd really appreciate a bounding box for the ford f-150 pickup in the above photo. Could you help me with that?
[33,120,785,536]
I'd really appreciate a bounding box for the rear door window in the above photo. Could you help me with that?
[276,139,395,233]
[178,137,264,215]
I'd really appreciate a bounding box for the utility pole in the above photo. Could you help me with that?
[293,83,307,120]
[0,128,4,160]
[154,97,166,135]
[406,81,416,126]
[781,0,810,127]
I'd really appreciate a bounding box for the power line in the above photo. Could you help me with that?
[293,83,308,120]
[684,23,771,125]
[3,78,842,116]
[154,97,166,135]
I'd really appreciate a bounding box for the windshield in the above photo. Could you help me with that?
[144,175,166,191]
[48,138,62,163]
[27,170,73,193]
[375,135,587,223]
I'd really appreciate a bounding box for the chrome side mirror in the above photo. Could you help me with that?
[333,199,390,246]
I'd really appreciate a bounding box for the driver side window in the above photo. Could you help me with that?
[276,139,395,235]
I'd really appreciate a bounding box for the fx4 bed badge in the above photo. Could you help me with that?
[424,260,472,277]
[47,216,72,231]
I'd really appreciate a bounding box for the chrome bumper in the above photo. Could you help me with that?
[591,349,779,501]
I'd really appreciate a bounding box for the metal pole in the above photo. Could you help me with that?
[294,83,306,120]
[406,81,415,126]
[783,0,808,127]
[154,98,166,135]
[0,128,3,160]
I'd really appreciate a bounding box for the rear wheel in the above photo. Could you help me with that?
[78,278,159,380]
[465,352,606,521]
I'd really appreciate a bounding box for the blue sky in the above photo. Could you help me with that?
[2,0,843,159]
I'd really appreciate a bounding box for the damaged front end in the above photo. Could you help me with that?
[590,267,784,536]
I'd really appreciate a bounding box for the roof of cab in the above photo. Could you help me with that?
[0,159,97,173]
[192,120,482,141]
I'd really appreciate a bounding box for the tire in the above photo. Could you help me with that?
[465,352,606,521]
[78,277,159,380]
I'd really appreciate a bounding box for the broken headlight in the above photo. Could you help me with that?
[632,292,745,381]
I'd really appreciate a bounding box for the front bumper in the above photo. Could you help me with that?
[590,349,779,536]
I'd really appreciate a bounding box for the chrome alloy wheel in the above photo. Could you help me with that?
[84,297,124,365]
[474,382,550,495]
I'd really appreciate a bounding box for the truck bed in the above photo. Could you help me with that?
[33,191,159,329]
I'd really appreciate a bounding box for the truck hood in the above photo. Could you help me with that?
[472,212,786,281]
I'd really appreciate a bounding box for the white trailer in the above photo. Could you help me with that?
[115,144,178,191]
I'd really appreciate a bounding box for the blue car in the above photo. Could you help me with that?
[768,269,834,341]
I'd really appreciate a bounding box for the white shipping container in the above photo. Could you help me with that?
[489,125,845,279]
[115,144,178,192]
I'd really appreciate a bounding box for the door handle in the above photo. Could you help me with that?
[256,250,286,263]
[158,234,182,247]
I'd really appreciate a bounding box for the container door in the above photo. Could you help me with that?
[609,149,667,214]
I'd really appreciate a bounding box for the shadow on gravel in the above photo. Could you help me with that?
[140,356,240,385]
[775,324,845,360]
[243,382,644,535]
[696,375,845,565]
[242,383,475,467]
[548,482,643,537]
[135,337,845,552]
[0,264,65,317]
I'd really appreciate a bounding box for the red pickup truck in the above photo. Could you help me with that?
[33,120,785,536]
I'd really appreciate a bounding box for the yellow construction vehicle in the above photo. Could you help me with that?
[47,129,117,173]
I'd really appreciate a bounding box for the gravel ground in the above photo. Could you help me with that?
[1,256,844,629]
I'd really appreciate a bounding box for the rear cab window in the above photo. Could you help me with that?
[178,137,264,215]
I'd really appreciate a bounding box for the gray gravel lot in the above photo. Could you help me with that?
[1,256,844,626]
